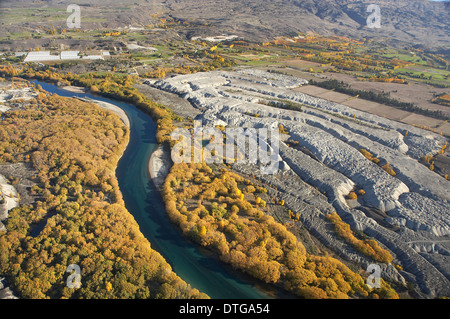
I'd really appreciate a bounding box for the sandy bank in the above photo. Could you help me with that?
[0,174,19,232]
[61,85,88,94]
[148,144,172,189]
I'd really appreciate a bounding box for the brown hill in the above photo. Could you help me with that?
[0,0,448,49]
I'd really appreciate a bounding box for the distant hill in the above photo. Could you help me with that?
[163,0,449,49]
[1,0,448,50]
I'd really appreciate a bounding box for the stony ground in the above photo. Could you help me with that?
[148,69,450,298]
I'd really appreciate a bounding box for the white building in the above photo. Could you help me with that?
[21,50,110,62]
[60,51,80,60]
[24,51,60,62]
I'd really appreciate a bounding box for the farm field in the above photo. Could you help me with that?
[295,85,450,137]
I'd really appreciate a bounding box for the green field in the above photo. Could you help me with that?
[381,53,428,65]
[0,8,67,24]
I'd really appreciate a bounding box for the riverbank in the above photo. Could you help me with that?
[60,85,130,127]
[0,174,19,232]
[76,97,130,127]
[61,85,88,94]
[148,144,172,189]
[0,176,20,299]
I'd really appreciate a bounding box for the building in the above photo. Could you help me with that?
[24,51,60,62]
[60,51,80,60]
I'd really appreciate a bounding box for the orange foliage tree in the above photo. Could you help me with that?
[163,162,398,299]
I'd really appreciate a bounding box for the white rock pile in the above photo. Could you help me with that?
[149,69,450,297]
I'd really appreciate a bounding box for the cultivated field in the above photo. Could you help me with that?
[295,85,450,137]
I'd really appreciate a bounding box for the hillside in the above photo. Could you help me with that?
[164,0,449,49]
[0,0,448,51]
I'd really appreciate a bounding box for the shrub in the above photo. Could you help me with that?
[326,213,393,264]
[245,185,256,193]
[382,162,396,177]
[279,124,289,134]
[360,148,381,164]
[347,192,357,200]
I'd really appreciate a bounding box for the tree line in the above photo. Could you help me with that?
[326,213,393,264]
[162,162,398,299]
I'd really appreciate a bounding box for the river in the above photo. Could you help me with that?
[32,80,285,299]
